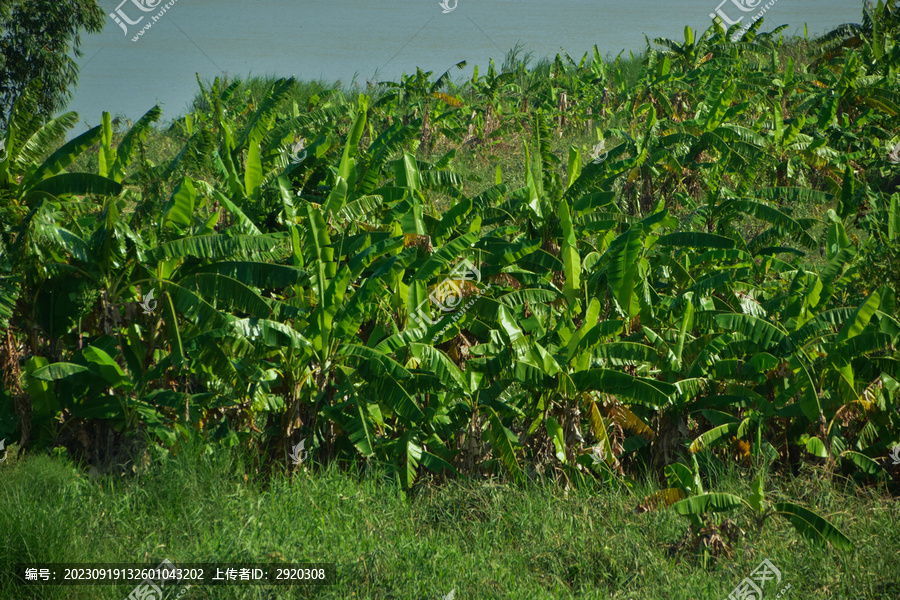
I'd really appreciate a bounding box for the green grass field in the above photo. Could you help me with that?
[1,447,898,599]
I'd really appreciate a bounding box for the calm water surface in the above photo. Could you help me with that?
[68,0,867,131]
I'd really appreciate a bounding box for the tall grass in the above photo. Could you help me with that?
[1,448,898,599]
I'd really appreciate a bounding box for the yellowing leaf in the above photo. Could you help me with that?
[636,488,686,513]
[432,92,464,108]
[606,402,655,440]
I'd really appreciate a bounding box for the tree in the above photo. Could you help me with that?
[0,0,104,128]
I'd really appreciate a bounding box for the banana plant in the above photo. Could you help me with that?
[0,104,123,270]
[818,0,900,72]
[641,450,853,551]
[652,25,716,71]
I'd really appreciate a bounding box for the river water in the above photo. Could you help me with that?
[67,0,867,132]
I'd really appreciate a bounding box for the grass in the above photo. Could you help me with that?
[1,445,898,599]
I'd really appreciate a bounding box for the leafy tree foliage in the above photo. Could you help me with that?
[0,0,104,128]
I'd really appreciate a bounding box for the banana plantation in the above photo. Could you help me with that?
[3,3,900,556]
